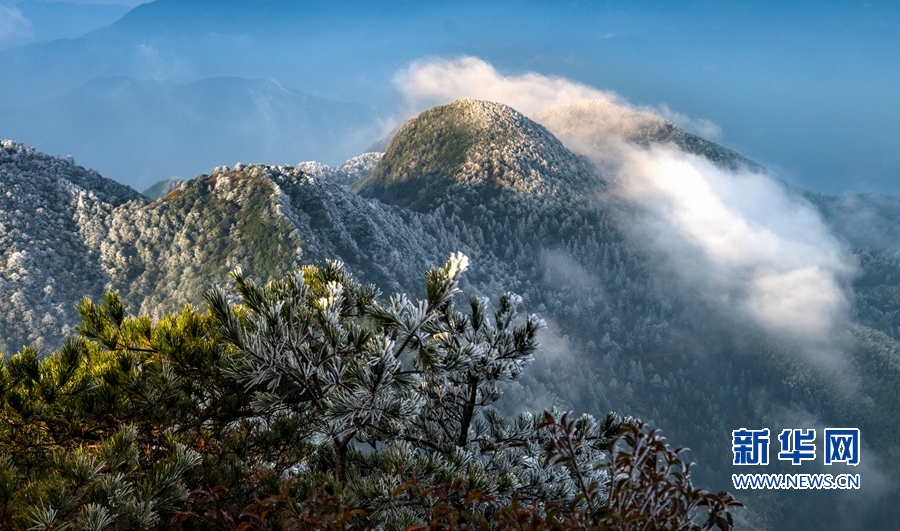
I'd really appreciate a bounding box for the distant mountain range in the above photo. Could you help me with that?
[0,0,566,108]
[0,1,130,50]
[1,76,380,189]
[0,0,644,191]
[2,99,900,529]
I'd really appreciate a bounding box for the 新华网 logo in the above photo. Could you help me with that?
[730,427,861,490]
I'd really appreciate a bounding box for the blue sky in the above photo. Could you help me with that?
[0,0,898,195]
[566,1,900,195]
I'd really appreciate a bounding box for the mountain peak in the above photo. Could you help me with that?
[431,97,526,128]
[358,98,601,212]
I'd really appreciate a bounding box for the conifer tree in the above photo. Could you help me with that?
[0,254,740,530]
[206,254,626,528]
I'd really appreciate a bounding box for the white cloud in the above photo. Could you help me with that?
[394,56,621,116]
[614,145,855,351]
[392,56,857,364]
[510,77,855,364]
[653,103,722,139]
[394,56,722,140]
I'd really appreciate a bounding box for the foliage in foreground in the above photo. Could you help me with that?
[0,254,739,530]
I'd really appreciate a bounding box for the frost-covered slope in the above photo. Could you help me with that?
[362,101,900,528]
[4,98,900,528]
[359,98,603,212]
[0,141,143,351]
[80,161,459,321]
[361,99,668,416]
[0,148,452,352]
[295,152,383,188]
[100,165,301,317]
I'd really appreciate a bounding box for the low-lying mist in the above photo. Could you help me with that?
[396,56,858,370]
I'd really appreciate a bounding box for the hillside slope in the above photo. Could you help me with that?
[0,141,142,350]
[3,98,900,528]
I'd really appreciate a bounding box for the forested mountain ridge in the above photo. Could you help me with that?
[2,98,900,528]
[0,148,453,353]
[0,141,143,350]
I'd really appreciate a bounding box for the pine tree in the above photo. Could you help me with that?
[206,254,627,528]
[0,254,740,530]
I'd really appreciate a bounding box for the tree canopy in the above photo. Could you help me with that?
[0,255,739,530]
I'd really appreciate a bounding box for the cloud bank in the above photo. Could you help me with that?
[654,103,722,139]
[395,56,721,138]
[615,146,854,350]
[394,55,856,362]
[394,56,620,116]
